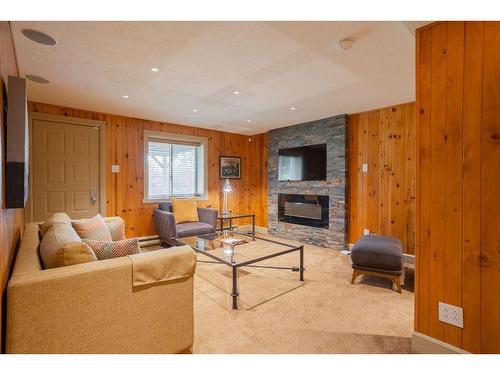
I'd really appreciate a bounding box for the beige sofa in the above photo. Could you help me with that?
[6,219,197,354]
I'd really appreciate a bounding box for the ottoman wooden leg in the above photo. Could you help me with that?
[351,269,360,284]
[393,275,402,294]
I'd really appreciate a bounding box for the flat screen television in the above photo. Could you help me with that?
[278,143,327,181]
[5,75,29,208]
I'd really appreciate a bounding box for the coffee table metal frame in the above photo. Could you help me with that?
[175,231,304,310]
[218,213,256,240]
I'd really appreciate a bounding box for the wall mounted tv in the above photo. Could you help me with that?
[278,143,327,181]
[5,76,29,208]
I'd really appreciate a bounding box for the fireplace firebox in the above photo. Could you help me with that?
[278,193,329,229]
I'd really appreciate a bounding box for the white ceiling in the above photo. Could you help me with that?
[12,21,422,135]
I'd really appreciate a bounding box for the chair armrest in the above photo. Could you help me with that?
[7,250,195,353]
[154,209,177,244]
[197,207,218,229]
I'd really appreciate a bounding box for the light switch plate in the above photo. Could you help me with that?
[438,302,464,328]
[111,164,120,173]
[362,163,368,172]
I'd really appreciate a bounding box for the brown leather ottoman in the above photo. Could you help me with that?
[350,235,403,293]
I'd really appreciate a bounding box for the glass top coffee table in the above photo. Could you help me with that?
[175,230,304,310]
[218,212,256,239]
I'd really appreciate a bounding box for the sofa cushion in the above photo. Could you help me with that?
[176,222,214,238]
[40,223,97,269]
[72,214,112,241]
[351,235,403,271]
[39,212,72,237]
[104,217,126,241]
[83,238,141,260]
[172,198,199,224]
[352,264,402,276]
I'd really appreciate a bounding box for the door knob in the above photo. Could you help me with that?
[90,187,98,204]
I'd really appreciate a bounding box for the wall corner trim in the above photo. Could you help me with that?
[411,332,470,354]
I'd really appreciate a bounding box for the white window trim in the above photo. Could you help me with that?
[143,130,208,203]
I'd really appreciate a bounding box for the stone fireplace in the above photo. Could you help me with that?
[268,114,348,249]
[278,193,329,229]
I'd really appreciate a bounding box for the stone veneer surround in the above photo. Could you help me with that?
[267,114,348,249]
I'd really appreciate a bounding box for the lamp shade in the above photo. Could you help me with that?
[223,179,233,193]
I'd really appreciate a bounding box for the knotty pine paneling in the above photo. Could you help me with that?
[415,21,500,353]
[480,22,500,353]
[347,102,416,254]
[0,22,25,353]
[28,102,268,237]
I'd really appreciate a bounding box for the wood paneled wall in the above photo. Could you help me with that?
[348,102,416,254]
[0,22,25,353]
[415,21,500,353]
[28,102,268,237]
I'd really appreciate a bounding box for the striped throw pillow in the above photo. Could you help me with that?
[83,238,141,260]
[72,214,112,241]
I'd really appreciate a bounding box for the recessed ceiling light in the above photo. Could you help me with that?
[151,67,159,72]
[246,120,252,123]
[290,107,296,111]
[337,38,354,51]
[25,74,49,84]
[21,29,56,46]
[122,95,129,99]
[193,109,198,112]
[233,90,240,95]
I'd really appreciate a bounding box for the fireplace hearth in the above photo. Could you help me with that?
[278,193,329,229]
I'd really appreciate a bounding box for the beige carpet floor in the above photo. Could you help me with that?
[191,234,414,354]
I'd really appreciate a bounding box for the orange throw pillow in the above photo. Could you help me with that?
[172,199,199,224]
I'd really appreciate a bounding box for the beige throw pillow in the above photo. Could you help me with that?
[72,214,112,241]
[105,217,126,241]
[40,223,97,269]
[39,212,72,237]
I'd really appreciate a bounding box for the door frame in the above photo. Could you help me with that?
[27,112,107,222]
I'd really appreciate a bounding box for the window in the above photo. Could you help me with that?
[144,130,207,202]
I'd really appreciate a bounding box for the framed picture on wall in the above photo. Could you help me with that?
[220,156,241,179]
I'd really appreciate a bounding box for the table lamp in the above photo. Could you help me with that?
[222,179,233,215]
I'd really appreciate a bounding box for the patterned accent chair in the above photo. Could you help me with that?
[154,202,218,246]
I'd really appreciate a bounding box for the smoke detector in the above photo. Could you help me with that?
[337,38,354,51]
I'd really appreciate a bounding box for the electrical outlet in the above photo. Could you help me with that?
[363,228,370,235]
[111,164,120,173]
[362,163,368,172]
[438,302,463,328]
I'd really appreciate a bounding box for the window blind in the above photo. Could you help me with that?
[147,140,203,199]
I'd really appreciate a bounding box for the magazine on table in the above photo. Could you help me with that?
[216,236,248,246]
